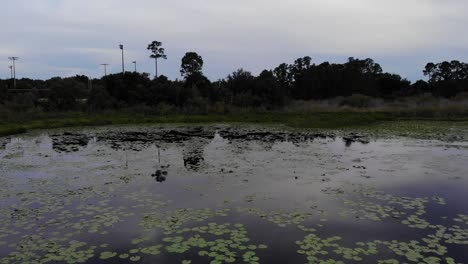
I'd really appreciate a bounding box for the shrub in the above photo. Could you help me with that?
[87,85,116,111]
[4,93,35,113]
[0,104,10,122]
[155,103,176,115]
[339,94,372,108]
[209,101,228,114]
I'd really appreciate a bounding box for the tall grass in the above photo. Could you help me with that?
[1,97,468,137]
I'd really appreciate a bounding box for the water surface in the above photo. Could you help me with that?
[1,125,467,263]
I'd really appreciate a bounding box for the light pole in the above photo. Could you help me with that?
[8,65,13,79]
[101,63,109,76]
[119,44,124,74]
[8,57,19,89]
[88,76,93,90]
[132,61,137,72]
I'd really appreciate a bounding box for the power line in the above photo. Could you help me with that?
[88,76,93,90]
[8,57,19,89]
[100,63,109,76]
[119,44,124,74]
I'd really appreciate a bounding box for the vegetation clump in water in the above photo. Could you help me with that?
[0,126,467,263]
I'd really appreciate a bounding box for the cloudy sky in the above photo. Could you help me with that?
[1,0,467,81]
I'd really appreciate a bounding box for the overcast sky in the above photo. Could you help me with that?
[1,0,467,81]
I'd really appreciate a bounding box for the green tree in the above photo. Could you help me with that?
[422,61,468,97]
[226,69,255,97]
[273,63,292,93]
[87,85,115,111]
[180,52,203,79]
[47,78,87,111]
[423,62,436,82]
[147,41,167,78]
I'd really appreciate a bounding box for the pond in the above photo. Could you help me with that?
[0,125,467,264]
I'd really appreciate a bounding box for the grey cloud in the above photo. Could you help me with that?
[1,0,467,80]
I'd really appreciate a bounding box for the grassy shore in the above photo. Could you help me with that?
[1,111,468,138]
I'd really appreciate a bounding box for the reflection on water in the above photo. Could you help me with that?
[151,169,168,183]
[183,139,208,171]
[0,126,468,263]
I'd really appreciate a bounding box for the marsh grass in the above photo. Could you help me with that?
[0,106,467,137]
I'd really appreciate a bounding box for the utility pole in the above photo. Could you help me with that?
[8,65,13,79]
[101,63,109,76]
[8,57,19,89]
[132,61,137,72]
[88,77,93,91]
[119,44,124,74]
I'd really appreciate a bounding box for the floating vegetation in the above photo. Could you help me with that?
[101,223,268,263]
[99,251,118,260]
[0,238,96,264]
[237,207,313,227]
[140,208,231,234]
[377,259,399,264]
[432,196,447,205]
[453,214,468,225]
[1,126,468,263]
[161,223,267,263]
[292,187,468,263]
[340,198,406,221]
[296,233,378,263]
[294,230,462,264]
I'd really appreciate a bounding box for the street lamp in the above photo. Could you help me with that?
[101,63,109,76]
[119,44,124,74]
[88,76,93,90]
[8,65,13,79]
[132,61,137,72]
[8,57,19,89]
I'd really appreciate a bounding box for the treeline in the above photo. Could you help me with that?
[1,53,468,113]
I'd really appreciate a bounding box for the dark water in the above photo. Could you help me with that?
[0,125,467,263]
